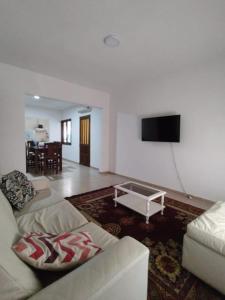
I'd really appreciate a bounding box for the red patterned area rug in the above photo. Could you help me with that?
[66,187,223,300]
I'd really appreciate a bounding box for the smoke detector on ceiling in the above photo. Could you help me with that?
[103,34,120,48]
[78,106,92,114]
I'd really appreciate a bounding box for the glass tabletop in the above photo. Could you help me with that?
[118,182,159,197]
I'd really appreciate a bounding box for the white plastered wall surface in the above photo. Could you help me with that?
[110,59,225,202]
[0,63,110,173]
[25,106,62,142]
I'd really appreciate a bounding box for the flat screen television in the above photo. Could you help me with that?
[142,115,180,142]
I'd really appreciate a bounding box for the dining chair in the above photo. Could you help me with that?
[44,143,61,174]
[53,141,62,171]
[25,142,35,172]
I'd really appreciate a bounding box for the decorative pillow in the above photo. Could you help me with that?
[12,231,102,271]
[0,170,36,210]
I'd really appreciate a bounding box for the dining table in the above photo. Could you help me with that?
[29,143,62,174]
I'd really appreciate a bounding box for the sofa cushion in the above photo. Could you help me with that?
[31,178,50,191]
[12,231,102,271]
[13,180,64,218]
[16,200,88,234]
[0,170,35,210]
[187,201,225,256]
[0,189,41,300]
[72,222,118,250]
[13,188,57,217]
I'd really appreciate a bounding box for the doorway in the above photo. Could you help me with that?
[80,115,90,166]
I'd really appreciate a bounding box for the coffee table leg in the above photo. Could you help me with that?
[146,201,150,224]
[161,195,165,215]
[114,189,117,207]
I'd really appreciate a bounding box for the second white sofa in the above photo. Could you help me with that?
[182,201,225,295]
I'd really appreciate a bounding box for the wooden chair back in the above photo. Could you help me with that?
[44,143,60,157]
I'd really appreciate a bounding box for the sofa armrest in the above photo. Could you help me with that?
[31,178,50,192]
[28,236,149,300]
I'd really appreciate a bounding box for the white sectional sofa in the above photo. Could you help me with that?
[182,201,225,295]
[0,178,149,300]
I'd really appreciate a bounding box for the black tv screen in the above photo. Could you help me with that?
[142,115,180,142]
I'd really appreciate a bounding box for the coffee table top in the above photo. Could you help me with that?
[115,181,166,199]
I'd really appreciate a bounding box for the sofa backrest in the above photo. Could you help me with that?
[0,189,42,300]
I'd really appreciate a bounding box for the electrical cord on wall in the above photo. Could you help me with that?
[170,143,192,199]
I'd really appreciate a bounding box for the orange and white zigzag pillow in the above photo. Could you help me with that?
[12,231,102,271]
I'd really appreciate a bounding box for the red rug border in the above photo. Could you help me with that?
[65,185,114,200]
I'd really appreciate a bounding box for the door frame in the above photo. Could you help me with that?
[79,115,91,166]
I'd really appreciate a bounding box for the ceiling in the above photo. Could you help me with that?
[25,95,79,111]
[0,0,225,92]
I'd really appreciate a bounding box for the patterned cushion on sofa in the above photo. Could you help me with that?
[12,231,102,271]
[0,170,36,210]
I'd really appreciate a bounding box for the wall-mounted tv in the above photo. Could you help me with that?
[142,115,180,142]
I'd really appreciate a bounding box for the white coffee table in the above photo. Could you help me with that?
[114,181,166,224]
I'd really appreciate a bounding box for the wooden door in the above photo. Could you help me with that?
[80,115,90,166]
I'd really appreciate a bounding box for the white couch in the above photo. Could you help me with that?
[0,178,149,300]
[182,201,225,295]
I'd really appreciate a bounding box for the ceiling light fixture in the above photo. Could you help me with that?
[103,34,120,48]
[33,95,40,100]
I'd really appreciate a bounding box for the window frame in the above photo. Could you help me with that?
[61,119,72,145]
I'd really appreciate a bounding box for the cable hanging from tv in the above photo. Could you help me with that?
[170,143,192,199]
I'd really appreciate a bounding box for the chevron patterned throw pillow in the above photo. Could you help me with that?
[12,231,102,270]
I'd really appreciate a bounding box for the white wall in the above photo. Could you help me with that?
[110,60,225,201]
[25,105,61,141]
[90,108,102,168]
[62,107,102,169]
[0,62,110,173]
[61,108,77,162]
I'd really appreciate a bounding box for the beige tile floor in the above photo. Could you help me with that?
[33,160,213,211]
